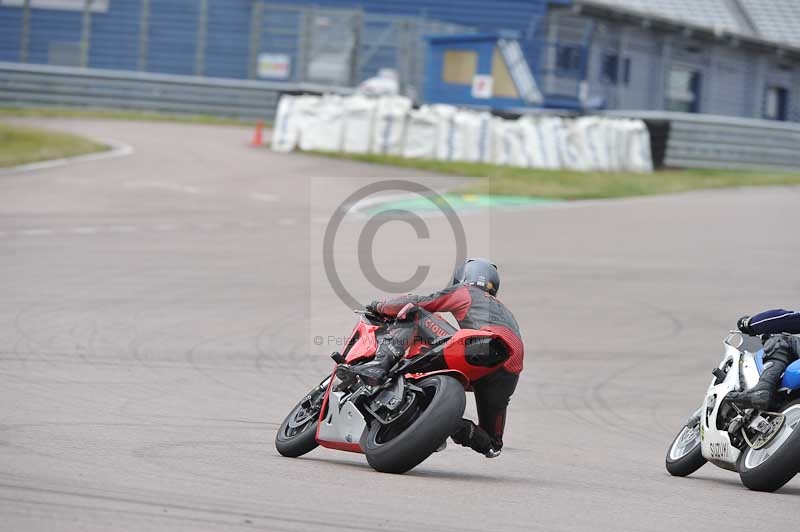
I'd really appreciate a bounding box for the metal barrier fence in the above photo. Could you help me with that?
[4,61,798,172]
[1,1,472,99]
[0,61,351,120]
[606,111,800,171]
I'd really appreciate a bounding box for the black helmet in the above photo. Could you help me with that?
[452,258,500,296]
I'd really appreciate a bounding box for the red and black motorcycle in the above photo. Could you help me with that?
[275,303,511,474]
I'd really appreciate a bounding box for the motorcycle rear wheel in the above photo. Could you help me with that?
[362,375,465,474]
[738,399,800,492]
[275,381,326,458]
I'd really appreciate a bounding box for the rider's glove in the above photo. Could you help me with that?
[737,315,755,335]
[365,299,384,316]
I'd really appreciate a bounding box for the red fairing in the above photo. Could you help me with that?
[405,342,428,359]
[317,439,363,453]
[441,329,502,382]
[315,367,337,434]
[343,320,382,364]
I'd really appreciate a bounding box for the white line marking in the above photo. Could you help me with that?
[239,221,262,229]
[108,225,138,233]
[196,222,221,230]
[347,191,422,217]
[20,229,54,236]
[0,139,134,176]
[70,227,97,234]
[124,181,202,195]
[278,218,296,226]
[154,223,177,231]
[56,177,91,185]
[250,193,279,202]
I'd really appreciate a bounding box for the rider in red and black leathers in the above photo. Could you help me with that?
[336,258,524,457]
[371,282,524,375]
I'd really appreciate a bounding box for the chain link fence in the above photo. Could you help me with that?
[2,0,473,99]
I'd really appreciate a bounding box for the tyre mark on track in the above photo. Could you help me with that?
[582,297,686,444]
[0,482,469,532]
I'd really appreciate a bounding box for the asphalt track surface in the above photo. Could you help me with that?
[1,118,799,532]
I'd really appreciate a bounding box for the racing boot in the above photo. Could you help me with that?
[451,419,493,455]
[335,342,402,386]
[727,357,788,411]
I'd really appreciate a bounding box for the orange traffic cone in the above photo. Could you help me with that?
[251,120,264,147]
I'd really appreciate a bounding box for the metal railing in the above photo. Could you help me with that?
[605,111,800,170]
[0,61,351,120]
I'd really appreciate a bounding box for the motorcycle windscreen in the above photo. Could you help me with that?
[343,321,382,363]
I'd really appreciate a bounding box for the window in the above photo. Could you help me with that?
[442,50,477,85]
[555,45,582,75]
[601,53,619,84]
[764,86,789,121]
[666,67,701,113]
[622,57,631,85]
[491,47,519,98]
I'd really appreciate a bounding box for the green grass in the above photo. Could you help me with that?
[0,121,108,168]
[312,152,800,200]
[0,107,258,127]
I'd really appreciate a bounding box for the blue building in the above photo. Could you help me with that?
[0,1,562,75]
[1,0,799,121]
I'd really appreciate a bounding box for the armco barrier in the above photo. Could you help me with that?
[0,62,351,120]
[605,111,800,171]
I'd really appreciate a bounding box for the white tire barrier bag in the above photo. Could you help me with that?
[431,104,457,161]
[624,119,654,173]
[448,109,492,163]
[536,117,566,170]
[491,117,530,168]
[273,93,653,173]
[341,95,377,154]
[371,96,412,155]
[402,106,439,159]
[272,95,323,153]
[298,94,345,152]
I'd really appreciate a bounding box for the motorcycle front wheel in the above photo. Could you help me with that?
[275,378,327,458]
[665,413,706,477]
[362,374,466,474]
[738,399,800,492]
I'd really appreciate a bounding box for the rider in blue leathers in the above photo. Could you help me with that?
[728,309,800,410]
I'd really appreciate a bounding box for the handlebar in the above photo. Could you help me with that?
[353,308,387,322]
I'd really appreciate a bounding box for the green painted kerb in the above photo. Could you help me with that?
[362,194,562,216]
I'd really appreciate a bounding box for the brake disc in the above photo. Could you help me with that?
[743,413,786,450]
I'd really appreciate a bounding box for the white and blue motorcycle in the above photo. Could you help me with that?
[666,332,800,492]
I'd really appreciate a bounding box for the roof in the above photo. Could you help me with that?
[739,0,800,48]
[573,0,800,51]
